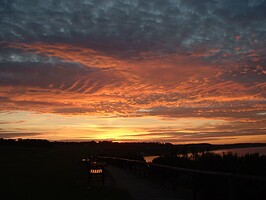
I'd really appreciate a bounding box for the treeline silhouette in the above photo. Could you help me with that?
[2,138,266,175]
[1,138,266,161]
[0,138,52,147]
[1,138,265,152]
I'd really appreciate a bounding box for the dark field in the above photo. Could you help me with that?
[1,140,266,200]
[0,144,131,200]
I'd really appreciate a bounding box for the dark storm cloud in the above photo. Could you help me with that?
[1,0,265,57]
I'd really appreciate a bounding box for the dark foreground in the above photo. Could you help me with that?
[1,139,266,200]
[0,144,131,200]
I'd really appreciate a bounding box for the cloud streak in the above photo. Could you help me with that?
[0,0,265,143]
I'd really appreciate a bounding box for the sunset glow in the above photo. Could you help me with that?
[0,0,265,144]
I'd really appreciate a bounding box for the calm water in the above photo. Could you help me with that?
[144,146,266,162]
[212,146,266,156]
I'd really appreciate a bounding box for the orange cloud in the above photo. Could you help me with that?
[1,42,265,122]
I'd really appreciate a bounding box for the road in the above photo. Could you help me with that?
[105,165,192,200]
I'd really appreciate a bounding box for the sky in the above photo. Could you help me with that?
[0,0,266,144]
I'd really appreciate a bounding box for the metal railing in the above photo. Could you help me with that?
[99,156,266,200]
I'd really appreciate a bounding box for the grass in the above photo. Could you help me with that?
[0,145,131,200]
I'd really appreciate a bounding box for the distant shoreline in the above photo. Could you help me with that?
[1,138,266,156]
[212,146,266,156]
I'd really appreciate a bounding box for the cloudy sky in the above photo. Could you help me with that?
[0,0,265,144]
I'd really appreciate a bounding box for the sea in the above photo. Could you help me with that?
[144,146,266,163]
[212,146,266,156]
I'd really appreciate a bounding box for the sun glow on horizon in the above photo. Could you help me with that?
[0,1,265,144]
[1,111,265,144]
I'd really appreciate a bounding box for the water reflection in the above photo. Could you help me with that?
[144,147,266,163]
[212,146,266,156]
